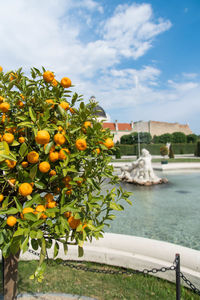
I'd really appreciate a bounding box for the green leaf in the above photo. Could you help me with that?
[36,230,43,239]
[19,143,28,157]
[10,236,21,255]
[24,193,42,207]
[44,141,54,154]
[109,202,124,211]
[0,141,9,162]
[30,164,38,180]
[54,241,59,258]
[17,121,33,127]
[29,107,36,122]
[35,181,46,189]
[0,154,16,161]
[14,197,23,212]
[0,232,4,244]
[13,228,25,237]
[31,238,39,250]
[3,207,18,215]
[24,212,37,221]
[21,236,29,253]
[10,140,20,146]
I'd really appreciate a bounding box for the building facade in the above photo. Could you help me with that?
[103,120,192,143]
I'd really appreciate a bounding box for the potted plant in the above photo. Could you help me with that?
[160,146,169,164]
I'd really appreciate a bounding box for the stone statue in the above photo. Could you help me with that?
[119,148,167,185]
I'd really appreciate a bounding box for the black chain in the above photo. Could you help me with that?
[27,249,200,296]
[180,272,200,296]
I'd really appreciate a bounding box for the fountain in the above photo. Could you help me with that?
[118,148,168,185]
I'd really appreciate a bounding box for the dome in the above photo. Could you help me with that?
[89,96,107,118]
[92,105,107,118]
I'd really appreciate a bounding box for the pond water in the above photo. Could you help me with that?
[104,170,200,250]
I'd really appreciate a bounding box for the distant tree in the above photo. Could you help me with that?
[130,132,152,144]
[186,134,198,144]
[152,135,159,144]
[157,133,172,144]
[171,132,187,143]
[168,144,174,159]
[120,134,133,144]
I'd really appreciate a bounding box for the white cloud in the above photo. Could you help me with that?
[0,1,199,133]
[101,3,172,59]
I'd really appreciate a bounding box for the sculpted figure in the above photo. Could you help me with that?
[119,148,164,185]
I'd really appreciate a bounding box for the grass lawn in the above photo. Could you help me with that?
[1,260,199,299]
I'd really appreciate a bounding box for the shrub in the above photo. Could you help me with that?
[171,132,187,143]
[195,141,200,157]
[0,67,131,286]
[187,134,198,143]
[160,146,169,157]
[168,144,175,159]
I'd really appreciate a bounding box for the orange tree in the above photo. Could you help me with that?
[0,67,131,288]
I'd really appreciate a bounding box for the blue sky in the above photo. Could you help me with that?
[0,0,200,133]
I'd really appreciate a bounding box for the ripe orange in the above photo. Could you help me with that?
[3,133,14,144]
[8,178,16,185]
[0,66,3,72]
[17,100,24,107]
[64,211,71,218]
[49,151,59,162]
[21,161,28,168]
[59,148,70,160]
[36,205,46,212]
[49,170,56,176]
[69,107,75,114]
[44,193,54,202]
[39,161,50,173]
[1,114,6,124]
[68,216,80,229]
[83,121,92,129]
[35,130,50,145]
[27,151,39,164]
[46,99,55,108]
[104,138,114,149]
[62,176,71,185]
[23,207,34,214]
[0,96,5,103]
[19,136,25,143]
[0,102,10,113]
[19,183,33,196]
[94,148,100,154]
[6,160,16,169]
[9,73,17,81]
[20,94,25,100]
[54,133,66,145]
[43,71,54,83]
[58,126,63,131]
[60,77,71,88]
[52,78,58,87]
[0,194,4,202]
[59,101,70,110]
[47,201,57,208]
[7,216,17,227]
[65,189,72,195]
[75,138,87,151]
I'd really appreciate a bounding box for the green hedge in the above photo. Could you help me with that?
[118,143,197,156]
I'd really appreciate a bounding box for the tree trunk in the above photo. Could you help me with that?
[3,251,20,300]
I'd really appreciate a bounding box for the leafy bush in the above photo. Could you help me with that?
[195,141,200,157]
[171,132,187,143]
[168,144,174,158]
[187,134,198,143]
[160,146,169,157]
[0,67,131,282]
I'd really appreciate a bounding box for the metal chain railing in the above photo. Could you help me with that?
[28,249,200,298]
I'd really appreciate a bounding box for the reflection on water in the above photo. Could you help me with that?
[104,171,200,250]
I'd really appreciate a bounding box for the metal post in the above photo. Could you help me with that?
[176,253,181,300]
